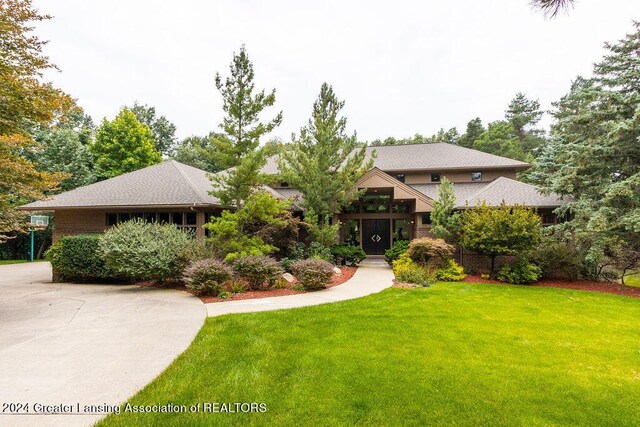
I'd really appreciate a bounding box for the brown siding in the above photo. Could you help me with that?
[52,208,214,242]
[403,169,518,185]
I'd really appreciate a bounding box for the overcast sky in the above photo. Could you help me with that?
[34,0,640,142]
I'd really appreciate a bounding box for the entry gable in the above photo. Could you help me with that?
[355,168,434,212]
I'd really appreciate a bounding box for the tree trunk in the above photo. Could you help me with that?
[490,255,497,277]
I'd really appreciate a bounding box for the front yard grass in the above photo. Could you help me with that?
[0,259,45,265]
[101,282,640,426]
[625,272,640,287]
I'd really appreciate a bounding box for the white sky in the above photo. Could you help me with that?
[34,0,640,142]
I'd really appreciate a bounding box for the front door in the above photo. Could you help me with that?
[362,219,391,255]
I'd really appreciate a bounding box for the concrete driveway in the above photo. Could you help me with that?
[0,262,205,426]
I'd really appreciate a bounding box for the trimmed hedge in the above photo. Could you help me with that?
[45,234,112,281]
[331,244,366,266]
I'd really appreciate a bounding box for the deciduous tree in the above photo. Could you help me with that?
[461,202,541,275]
[0,0,73,240]
[91,108,162,179]
[130,102,177,155]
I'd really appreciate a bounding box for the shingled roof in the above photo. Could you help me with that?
[261,142,529,174]
[21,161,222,210]
[411,177,566,208]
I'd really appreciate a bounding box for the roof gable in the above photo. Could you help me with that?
[355,167,434,211]
[21,161,221,210]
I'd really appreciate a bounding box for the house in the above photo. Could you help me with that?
[21,143,566,258]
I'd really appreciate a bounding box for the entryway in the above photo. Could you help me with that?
[362,219,391,255]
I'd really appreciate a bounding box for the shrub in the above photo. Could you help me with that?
[408,237,455,267]
[183,258,232,296]
[392,253,436,287]
[385,240,410,265]
[496,258,542,285]
[233,255,284,290]
[291,258,334,290]
[307,242,334,263]
[527,238,581,280]
[230,279,248,294]
[331,244,366,265]
[436,259,466,281]
[281,242,305,273]
[100,219,192,282]
[46,234,112,281]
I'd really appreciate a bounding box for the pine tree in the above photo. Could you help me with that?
[458,118,485,148]
[430,178,461,243]
[505,92,546,155]
[209,46,282,208]
[279,83,374,224]
[531,22,640,271]
[211,45,282,170]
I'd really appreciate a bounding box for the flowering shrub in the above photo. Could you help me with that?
[291,258,334,290]
[184,258,232,296]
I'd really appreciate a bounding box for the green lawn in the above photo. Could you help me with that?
[624,273,640,287]
[101,282,640,426]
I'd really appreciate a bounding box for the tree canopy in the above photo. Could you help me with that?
[209,46,282,209]
[0,0,74,240]
[279,83,373,222]
[130,102,177,155]
[91,108,162,179]
[530,22,640,268]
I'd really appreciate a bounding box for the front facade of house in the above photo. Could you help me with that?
[21,143,566,258]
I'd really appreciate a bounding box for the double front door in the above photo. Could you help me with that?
[362,219,391,255]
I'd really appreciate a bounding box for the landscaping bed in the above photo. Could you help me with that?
[201,266,357,303]
[465,274,640,298]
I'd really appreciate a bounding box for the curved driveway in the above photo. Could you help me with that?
[0,262,205,426]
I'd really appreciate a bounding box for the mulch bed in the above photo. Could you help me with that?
[464,275,640,299]
[200,266,358,304]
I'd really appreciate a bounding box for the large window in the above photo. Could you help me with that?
[361,194,391,214]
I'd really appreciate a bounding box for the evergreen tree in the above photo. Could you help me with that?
[531,23,640,271]
[458,118,485,148]
[430,178,461,243]
[505,92,546,155]
[473,120,528,162]
[209,46,282,208]
[211,45,282,170]
[91,108,162,179]
[279,83,373,226]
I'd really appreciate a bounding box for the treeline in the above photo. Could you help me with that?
[369,92,546,164]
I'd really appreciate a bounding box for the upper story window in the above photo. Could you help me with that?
[280,182,289,188]
[431,173,441,183]
[395,174,405,183]
[471,172,482,182]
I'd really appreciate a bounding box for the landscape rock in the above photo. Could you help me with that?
[282,272,295,283]
[333,267,342,275]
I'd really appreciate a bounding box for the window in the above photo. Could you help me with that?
[421,213,432,225]
[471,171,482,182]
[392,203,410,213]
[395,174,405,183]
[143,212,155,223]
[119,213,130,222]
[280,182,289,188]
[185,212,197,225]
[431,173,441,183]
[106,213,118,226]
[158,212,170,224]
[393,219,409,243]
[172,212,183,225]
